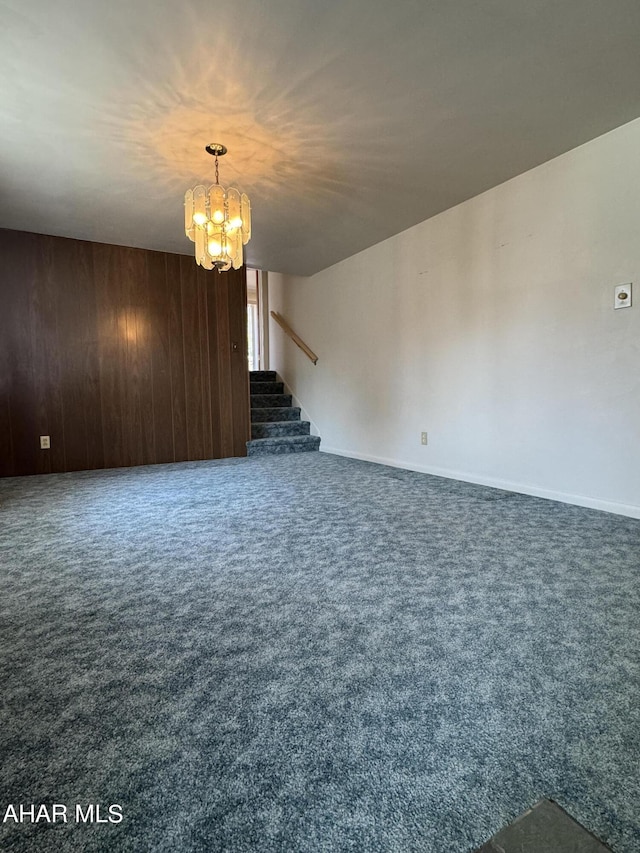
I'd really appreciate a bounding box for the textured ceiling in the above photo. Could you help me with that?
[2,0,640,276]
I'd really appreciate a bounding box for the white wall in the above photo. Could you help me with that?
[268,118,640,518]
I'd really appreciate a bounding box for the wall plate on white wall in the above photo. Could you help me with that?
[614,283,632,309]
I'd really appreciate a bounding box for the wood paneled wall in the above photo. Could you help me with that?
[0,229,250,477]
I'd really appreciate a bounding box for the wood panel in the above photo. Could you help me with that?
[0,228,250,477]
[53,235,103,472]
[147,251,174,465]
[167,252,189,463]
[180,257,207,460]
[0,231,36,477]
[213,264,234,460]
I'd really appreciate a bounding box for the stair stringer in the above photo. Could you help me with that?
[275,371,322,440]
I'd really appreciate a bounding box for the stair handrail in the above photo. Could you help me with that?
[270,311,318,365]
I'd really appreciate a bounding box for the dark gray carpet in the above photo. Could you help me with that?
[1,452,639,852]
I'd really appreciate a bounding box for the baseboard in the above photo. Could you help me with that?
[320,446,640,519]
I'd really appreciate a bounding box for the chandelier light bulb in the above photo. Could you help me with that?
[184,143,252,272]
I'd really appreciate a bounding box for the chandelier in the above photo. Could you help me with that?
[184,144,251,271]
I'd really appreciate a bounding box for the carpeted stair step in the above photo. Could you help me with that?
[247,370,320,456]
[249,370,276,382]
[251,421,311,439]
[251,406,301,423]
[251,393,292,408]
[250,381,284,395]
[247,435,321,456]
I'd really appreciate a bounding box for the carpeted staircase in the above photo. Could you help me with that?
[247,370,320,456]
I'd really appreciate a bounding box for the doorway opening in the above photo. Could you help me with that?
[246,268,263,371]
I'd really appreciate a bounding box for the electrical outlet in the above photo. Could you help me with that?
[40,435,50,449]
[421,432,428,445]
[614,283,632,309]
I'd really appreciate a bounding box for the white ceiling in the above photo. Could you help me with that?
[2,0,640,276]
